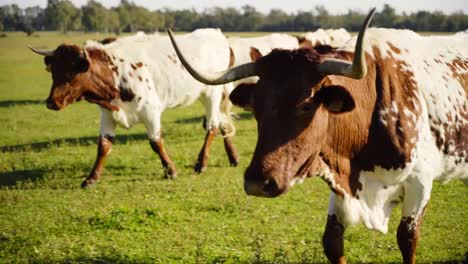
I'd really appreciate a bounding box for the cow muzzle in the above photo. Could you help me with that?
[46,98,60,111]
[244,170,289,198]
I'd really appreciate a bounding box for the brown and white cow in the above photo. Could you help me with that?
[29,29,239,187]
[169,9,468,264]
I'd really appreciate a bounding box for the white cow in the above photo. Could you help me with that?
[298,28,352,48]
[228,33,299,85]
[29,29,238,187]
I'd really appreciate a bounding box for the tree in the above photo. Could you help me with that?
[375,4,397,28]
[82,1,107,32]
[262,9,291,31]
[44,0,81,32]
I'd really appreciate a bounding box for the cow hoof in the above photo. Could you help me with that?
[164,167,177,179]
[164,172,177,180]
[194,162,206,173]
[81,179,96,188]
[229,159,239,167]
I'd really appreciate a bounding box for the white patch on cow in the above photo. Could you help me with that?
[84,29,235,141]
[391,101,399,113]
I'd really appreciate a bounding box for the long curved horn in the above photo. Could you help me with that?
[167,29,256,85]
[317,8,376,79]
[28,46,55,56]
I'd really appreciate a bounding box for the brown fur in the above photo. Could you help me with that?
[99,37,117,45]
[238,46,423,196]
[44,44,120,111]
[150,139,177,178]
[229,48,235,67]
[81,135,114,187]
[249,47,262,62]
[194,128,218,173]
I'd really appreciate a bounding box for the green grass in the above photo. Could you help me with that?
[0,32,467,264]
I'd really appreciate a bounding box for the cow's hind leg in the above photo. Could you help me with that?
[220,127,238,167]
[219,89,239,167]
[82,135,114,188]
[194,90,224,173]
[150,138,177,179]
[397,176,432,264]
[144,111,177,179]
[194,127,218,173]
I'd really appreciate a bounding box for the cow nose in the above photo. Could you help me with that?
[46,98,59,110]
[244,177,285,197]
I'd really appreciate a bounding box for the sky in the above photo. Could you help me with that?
[3,0,468,15]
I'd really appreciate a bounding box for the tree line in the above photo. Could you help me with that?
[1,0,467,35]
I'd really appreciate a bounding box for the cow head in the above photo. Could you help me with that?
[29,44,118,111]
[169,9,375,197]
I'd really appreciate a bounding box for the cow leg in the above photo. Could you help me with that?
[149,139,177,179]
[82,135,114,188]
[194,127,218,173]
[220,127,238,167]
[397,177,432,264]
[82,110,116,188]
[322,215,346,264]
[144,111,177,179]
[323,193,346,264]
[195,90,224,173]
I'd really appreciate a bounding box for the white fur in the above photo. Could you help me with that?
[301,28,352,47]
[327,29,468,232]
[228,33,299,85]
[84,29,234,141]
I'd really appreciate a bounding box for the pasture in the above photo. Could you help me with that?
[0,32,467,263]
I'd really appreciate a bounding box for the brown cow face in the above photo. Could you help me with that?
[230,49,355,197]
[43,44,90,110]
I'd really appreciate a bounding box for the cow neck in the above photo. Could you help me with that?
[82,47,120,111]
[317,47,421,197]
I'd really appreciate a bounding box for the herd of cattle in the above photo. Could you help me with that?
[29,9,466,264]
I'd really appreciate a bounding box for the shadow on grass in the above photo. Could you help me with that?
[0,133,148,153]
[0,169,45,187]
[0,99,44,107]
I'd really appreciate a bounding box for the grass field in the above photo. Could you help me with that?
[0,31,467,263]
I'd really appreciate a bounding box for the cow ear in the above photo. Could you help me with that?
[249,47,263,62]
[230,83,255,110]
[317,85,355,114]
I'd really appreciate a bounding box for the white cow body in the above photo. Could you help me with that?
[301,28,352,47]
[85,29,234,140]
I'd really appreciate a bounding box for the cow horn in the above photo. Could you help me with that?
[167,29,256,85]
[317,8,376,79]
[28,46,55,56]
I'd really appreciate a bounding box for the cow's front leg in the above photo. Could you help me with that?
[220,127,238,167]
[195,127,218,173]
[397,177,431,264]
[323,193,346,264]
[149,138,177,179]
[323,214,346,264]
[82,110,116,188]
[81,135,114,188]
